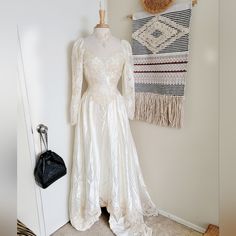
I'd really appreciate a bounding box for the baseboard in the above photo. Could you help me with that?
[158,209,206,234]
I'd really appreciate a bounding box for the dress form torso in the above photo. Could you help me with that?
[83,28,122,57]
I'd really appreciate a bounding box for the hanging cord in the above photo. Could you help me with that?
[39,131,48,153]
[37,124,48,153]
[37,126,49,174]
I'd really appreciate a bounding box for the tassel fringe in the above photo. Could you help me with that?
[134,92,184,128]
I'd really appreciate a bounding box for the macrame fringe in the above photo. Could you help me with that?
[134,92,184,128]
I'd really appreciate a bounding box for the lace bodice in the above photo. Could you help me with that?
[70,38,135,125]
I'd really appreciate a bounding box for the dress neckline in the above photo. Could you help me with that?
[82,39,126,60]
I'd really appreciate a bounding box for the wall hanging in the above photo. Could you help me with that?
[130,0,194,128]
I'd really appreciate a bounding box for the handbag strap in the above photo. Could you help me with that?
[39,131,48,152]
[37,124,48,153]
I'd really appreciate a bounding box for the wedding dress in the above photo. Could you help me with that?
[69,37,158,236]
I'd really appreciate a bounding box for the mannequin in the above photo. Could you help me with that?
[83,9,122,57]
[69,6,158,236]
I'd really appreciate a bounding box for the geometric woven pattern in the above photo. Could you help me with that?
[132,1,192,128]
[132,15,190,54]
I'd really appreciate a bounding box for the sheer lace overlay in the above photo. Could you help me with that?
[69,38,158,236]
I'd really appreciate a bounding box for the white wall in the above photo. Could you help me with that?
[17,1,103,235]
[0,1,17,235]
[108,0,219,230]
[219,0,236,235]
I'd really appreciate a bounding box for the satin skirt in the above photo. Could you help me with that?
[69,90,158,236]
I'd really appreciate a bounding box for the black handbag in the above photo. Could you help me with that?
[34,124,67,189]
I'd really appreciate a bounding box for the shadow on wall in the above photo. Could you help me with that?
[65,18,90,173]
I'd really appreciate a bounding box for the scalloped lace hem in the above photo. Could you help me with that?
[70,211,101,231]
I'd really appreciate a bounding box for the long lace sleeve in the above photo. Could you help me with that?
[121,40,135,120]
[70,39,84,126]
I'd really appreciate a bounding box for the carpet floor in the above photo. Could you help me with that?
[51,209,203,236]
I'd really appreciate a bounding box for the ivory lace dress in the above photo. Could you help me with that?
[69,38,158,236]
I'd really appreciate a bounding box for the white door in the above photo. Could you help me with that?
[17,1,105,235]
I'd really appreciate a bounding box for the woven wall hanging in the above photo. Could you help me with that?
[132,1,193,128]
[141,0,175,14]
